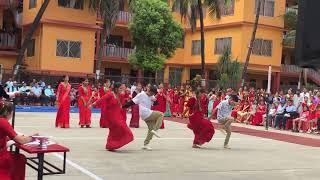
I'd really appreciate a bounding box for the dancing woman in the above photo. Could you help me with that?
[182,90,215,148]
[78,78,92,128]
[98,79,112,128]
[91,82,133,151]
[55,75,71,128]
[130,83,142,128]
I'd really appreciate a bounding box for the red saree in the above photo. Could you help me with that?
[186,97,215,146]
[55,83,71,128]
[0,119,26,180]
[78,85,92,126]
[98,87,111,128]
[251,104,266,126]
[152,91,166,129]
[95,92,134,150]
[130,91,139,128]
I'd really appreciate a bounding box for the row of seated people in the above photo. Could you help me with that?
[228,97,319,133]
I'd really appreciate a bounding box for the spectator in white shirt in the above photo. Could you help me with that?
[29,83,42,105]
[5,78,13,92]
[17,82,30,105]
[41,85,56,106]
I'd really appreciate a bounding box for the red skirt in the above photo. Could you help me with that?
[188,112,215,145]
[0,152,26,180]
[251,111,264,126]
[130,105,139,128]
[106,117,134,151]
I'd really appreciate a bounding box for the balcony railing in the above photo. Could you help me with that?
[286,7,298,14]
[117,11,132,24]
[281,64,320,85]
[0,32,17,50]
[97,11,132,24]
[281,64,302,74]
[103,45,135,59]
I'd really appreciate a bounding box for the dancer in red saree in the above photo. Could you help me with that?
[92,82,134,151]
[130,83,142,128]
[200,91,209,117]
[152,84,167,129]
[182,90,215,148]
[119,84,130,121]
[0,102,36,180]
[78,78,92,128]
[55,75,71,128]
[98,79,111,128]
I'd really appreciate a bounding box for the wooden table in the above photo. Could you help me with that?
[15,144,70,180]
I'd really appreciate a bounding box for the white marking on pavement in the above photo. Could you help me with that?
[52,153,103,180]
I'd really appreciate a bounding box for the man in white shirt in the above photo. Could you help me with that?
[123,85,163,150]
[300,88,310,99]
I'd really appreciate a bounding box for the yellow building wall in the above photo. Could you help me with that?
[38,24,95,74]
[0,56,16,69]
[0,9,3,29]
[24,27,42,70]
[23,0,96,25]
[240,25,283,68]
[243,0,285,28]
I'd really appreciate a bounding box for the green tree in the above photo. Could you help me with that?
[172,0,230,79]
[88,0,128,80]
[216,50,241,89]
[128,0,183,71]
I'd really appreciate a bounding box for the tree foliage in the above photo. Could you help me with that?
[216,50,242,89]
[129,0,183,71]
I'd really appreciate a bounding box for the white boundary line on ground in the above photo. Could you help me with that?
[52,153,103,180]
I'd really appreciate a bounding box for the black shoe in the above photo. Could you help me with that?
[86,125,91,128]
[81,125,84,128]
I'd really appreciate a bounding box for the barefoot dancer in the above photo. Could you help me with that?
[91,82,133,151]
[182,90,215,148]
[78,78,92,128]
[55,75,71,128]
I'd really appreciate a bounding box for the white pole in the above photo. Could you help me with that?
[267,65,272,94]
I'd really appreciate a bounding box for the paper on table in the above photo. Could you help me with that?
[24,140,56,146]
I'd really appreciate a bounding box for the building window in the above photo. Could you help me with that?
[221,0,235,16]
[214,37,232,54]
[169,67,182,87]
[27,39,35,57]
[191,40,201,55]
[56,40,81,58]
[29,0,37,9]
[58,0,84,10]
[255,0,275,17]
[252,39,272,57]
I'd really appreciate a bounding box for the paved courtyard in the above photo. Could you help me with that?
[12,112,320,180]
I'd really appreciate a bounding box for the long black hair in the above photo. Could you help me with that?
[113,82,122,94]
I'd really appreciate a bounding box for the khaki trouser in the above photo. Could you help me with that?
[219,117,234,146]
[144,111,164,145]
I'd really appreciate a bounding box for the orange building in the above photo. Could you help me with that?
[0,0,318,89]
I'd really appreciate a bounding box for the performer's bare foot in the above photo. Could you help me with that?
[142,145,152,151]
[151,130,161,138]
[219,128,227,135]
[192,144,201,148]
[224,145,231,149]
